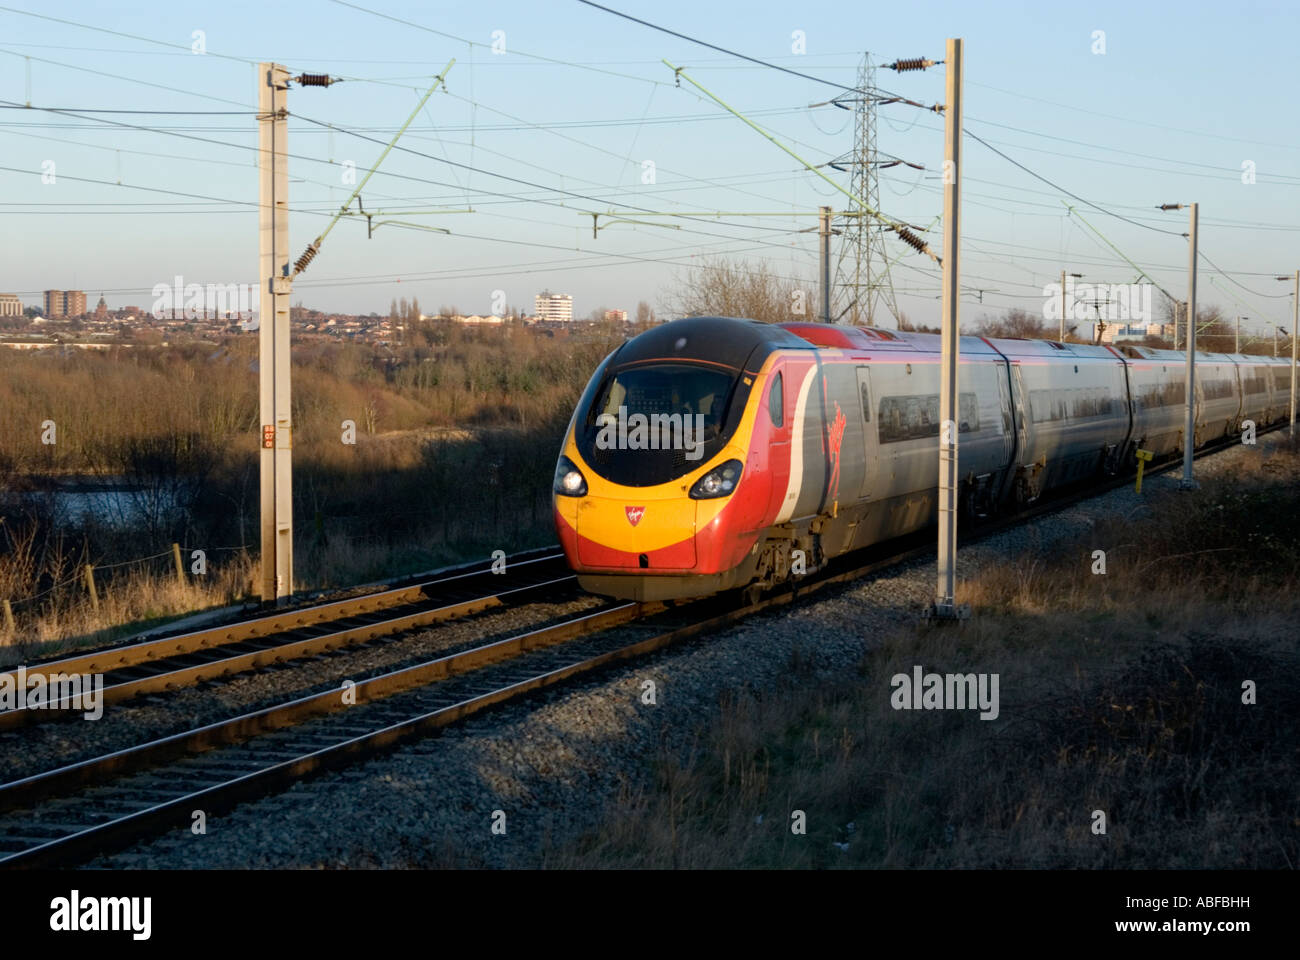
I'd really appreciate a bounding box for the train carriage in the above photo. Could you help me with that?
[554,316,1290,601]
[1194,351,1245,443]
[1236,353,1277,430]
[1265,355,1294,425]
[1118,346,1191,459]
[986,338,1131,501]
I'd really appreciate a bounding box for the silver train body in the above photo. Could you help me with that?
[774,323,1293,566]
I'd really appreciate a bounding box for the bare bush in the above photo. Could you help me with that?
[666,257,816,325]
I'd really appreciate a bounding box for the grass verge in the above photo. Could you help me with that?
[549,438,1300,868]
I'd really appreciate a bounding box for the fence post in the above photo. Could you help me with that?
[2,599,14,638]
[172,542,186,584]
[84,564,99,612]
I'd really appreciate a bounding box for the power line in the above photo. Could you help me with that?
[963,128,1188,237]
[966,78,1300,153]
[293,111,816,238]
[573,0,858,93]
[328,0,669,88]
[0,4,257,64]
[1198,250,1294,299]
[0,105,255,114]
[968,115,1300,182]
[1,103,828,279]
[0,47,254,109]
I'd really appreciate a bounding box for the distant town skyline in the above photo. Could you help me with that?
[3,1,1295,340]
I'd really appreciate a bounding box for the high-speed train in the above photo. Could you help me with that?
[552,316,1293,601]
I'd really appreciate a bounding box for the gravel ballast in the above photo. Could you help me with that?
[89,434,1288,868]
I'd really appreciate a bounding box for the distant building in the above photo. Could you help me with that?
[43,290,86,318]
[534,290,573,323]
[604,309,628,323]
[1099,322,1158,343]
[94,294,108,321]
[0,293,22,317]
[457,314,504,324]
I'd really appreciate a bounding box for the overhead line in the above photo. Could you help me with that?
[574,0,858,91]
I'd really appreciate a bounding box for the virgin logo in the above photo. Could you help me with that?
[625,505,646,526]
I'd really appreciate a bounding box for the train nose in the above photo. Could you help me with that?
[575,496,698,569]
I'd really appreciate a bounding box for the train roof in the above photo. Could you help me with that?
[981,337,1120,362]
[612,316,815,374]
[778,322,1002,357]
[1118,345,1282,365]
[1227,352,1291,365]
[641,320,1297,373]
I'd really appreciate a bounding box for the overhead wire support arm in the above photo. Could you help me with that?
[347,196,474,238]
[585,209,869,237]
[1061,201,1180,306]
[662,59,940,264]
[588,214,685,237]
[290,58,456,276]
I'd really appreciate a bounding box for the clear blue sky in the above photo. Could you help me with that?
[1,0,1296,339]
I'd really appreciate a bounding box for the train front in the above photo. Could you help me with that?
[552,317,791,601]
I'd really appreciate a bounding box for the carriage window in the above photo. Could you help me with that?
[878,392,979,443]
[859,381,871,422]
[768,371,784,427]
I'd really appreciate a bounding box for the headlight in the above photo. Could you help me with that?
[689,459,743,499]
[553,455,587,497]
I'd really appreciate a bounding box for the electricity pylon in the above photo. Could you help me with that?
[832,53,901,327]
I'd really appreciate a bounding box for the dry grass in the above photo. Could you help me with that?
[0,551,255,664]
[1,322,619,653]
[549,438,1300,869]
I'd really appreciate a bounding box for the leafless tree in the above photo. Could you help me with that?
[976,307,1055,340]
[666,257,815,325]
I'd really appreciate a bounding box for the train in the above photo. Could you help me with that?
[552,315,1294,601]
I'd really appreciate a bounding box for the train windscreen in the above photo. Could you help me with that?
[577,362,741,486]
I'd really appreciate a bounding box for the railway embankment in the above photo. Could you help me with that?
[94,433,1298,868]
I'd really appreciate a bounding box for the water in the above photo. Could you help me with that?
[6,479,184,530]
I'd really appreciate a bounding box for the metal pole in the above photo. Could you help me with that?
[819,205,832,323]
[1291,271,1298,436]
[259,63,293,602]
[1235,315,1240,353]
[1059,269,1065,342]
[932,37,964,619]
[1181,203,1198,489]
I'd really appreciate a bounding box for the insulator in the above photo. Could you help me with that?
[888,57,933,72]
[893,226,929,256]
[296,74,334,87]
[293,243,319,275]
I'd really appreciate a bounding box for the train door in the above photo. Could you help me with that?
[994,359,1015,466]
[765,365,792,521]
[854,366,878,500]
[1011,363,1031,464]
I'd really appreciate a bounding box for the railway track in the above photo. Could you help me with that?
[0,428,1280,867]
[0,547,575,729]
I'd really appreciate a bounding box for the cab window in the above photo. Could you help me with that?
[768,371,784,427]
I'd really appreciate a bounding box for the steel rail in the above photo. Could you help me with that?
[0,550,572,727]
[0,425,1282,867]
